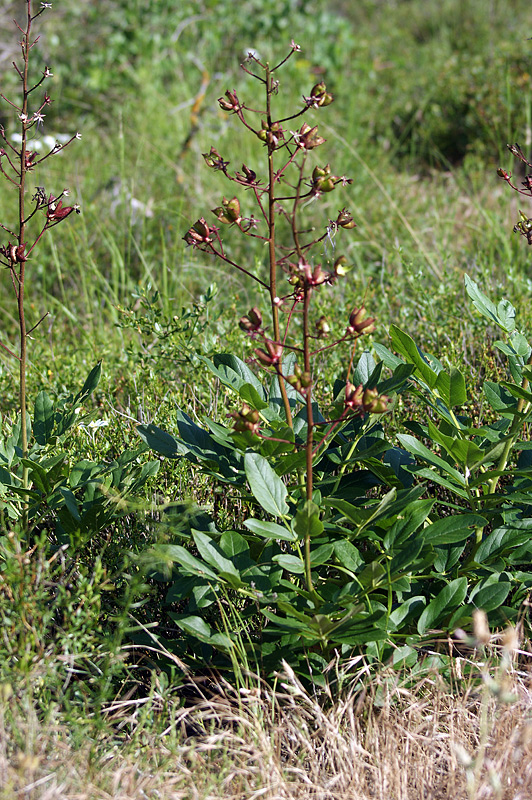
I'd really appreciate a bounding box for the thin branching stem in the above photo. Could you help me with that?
[266,64,293,428]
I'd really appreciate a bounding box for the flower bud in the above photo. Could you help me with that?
[298,123,326,150]
[203,147,224,169]
[318,92,334,107]
[312,164,330,180]
[218,90,239,113]
[361,388,390,414]
[286,365,312,393]
[231,403,260,435]
[315,315,330,338]
[336,208,356,229]
[497,167,510,180]
[312,165,336,192]
[15,244,27,262]
[241,164,257,183]
[258,121,283,147]
[312,264,327,286]
[311,82,327,98]
[345,382,364,411]
[333,256,350,277]
[25,151,38,170]
[184,217,212,247]
[212,196,241,225]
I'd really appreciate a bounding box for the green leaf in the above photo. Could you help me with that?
[423,514,487,545]
[244,452,289,517]
[268,351,297,416]
[192,531,242,583]
[21,458,50,494]
[137,423,186,458]
[377,362,416,395]
[238,382,269,411]
[358,560,386,589]
[170,614,213,641]
[243,518,296,542]
[219,530,250,559]
[397,434,466,485]
[510,331,530,357]
[475,526,531,563]
[309,543,334,567]
[417,577,468,635]
[273,553,305,573]
[464,275,501,328]
[392,645,418,668]
[293,500,324,539]
[76,362,102,403]
[151,544,218,579]
[353,351,376,387]
[389,538,424,575]
[176,409,229,458]
[373,343,405,370]
[501,381,532,405]
[58,486,80,521]
[483,381,518,413]
[383,498,434,550]
[334,540,363,572]
[389,325,439,388]
[470,577,511,612]
[201,354,266,399]
[389,596,426,631]
[33,391,55,446]
[435,367,467,408]
[496,299,517,333]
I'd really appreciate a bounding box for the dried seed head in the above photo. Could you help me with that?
[472,608,491,646]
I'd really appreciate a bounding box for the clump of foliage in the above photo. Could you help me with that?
[137,45,532,684]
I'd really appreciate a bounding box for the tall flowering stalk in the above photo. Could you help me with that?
[0,0,79,504]
[185,45,389,596]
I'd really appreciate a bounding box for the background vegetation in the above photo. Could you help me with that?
[2,0,532,797]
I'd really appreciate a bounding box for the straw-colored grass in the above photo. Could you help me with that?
[2,647,532,800]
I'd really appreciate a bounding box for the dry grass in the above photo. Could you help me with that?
[1,651,532,800]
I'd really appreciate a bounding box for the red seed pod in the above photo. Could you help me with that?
[255,339,283,366]
[46,197,76,222]
[347,306,376,335]
[239,306,263,332]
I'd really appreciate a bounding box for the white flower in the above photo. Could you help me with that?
[75,132,82,140]
[88,419,108,430]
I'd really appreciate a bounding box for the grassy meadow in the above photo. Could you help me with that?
[2,0,532,797]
